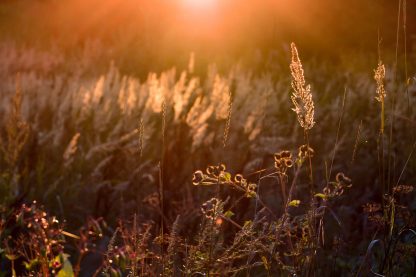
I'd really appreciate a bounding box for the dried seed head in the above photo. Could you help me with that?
[192,170,205,185]
[137,119,144,158]
[290,43,315,130]
[274,160,282,168]
[281,151,292,159]
[201,198,223,220]
[206,164,226,177]
[63,133,81,166]
[335,172,352,187]
[274,153,282,161]
[284,159,294,168]
[298,145,314,159]
[234,174,244,183]
[274,150,293,174]
[363,202,382,213]
[374,61,386,102]
[393,185,414,194]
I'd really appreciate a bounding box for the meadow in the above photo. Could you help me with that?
[1,0,416,276]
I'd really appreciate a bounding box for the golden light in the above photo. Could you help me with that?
[175,0,224,42]
[181,0,219,10]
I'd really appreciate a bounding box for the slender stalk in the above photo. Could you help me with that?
[403,0,409,112]
[329,87,347,181]
[388,0,402,194]
[305,130,314,192]
[160,99,166,276]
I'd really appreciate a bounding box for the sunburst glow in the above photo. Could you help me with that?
[181,0,219,10]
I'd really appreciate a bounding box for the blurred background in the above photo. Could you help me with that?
[1,0,415,75]
[1,0,415,223]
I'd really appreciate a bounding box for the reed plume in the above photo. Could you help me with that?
[374,61,387,102]
[223,87,232,148]
[137,119,144,159]
[290,43,315,130]
[374,61,386,134]
[63,132,81,168]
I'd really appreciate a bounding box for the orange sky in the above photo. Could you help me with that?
[2,0,412,56]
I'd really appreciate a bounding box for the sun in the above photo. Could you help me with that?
[181,0,219,10]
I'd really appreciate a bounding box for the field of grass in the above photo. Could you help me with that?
[1,1,416,276]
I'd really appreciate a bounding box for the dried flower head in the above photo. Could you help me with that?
[274,150,293,174]
[290,43,315,130]
[233,174,257,198]
[335,173,352,187]
[192,165,256,198]
[192,170,205,186]
[322,172,352,198]
[393,185,414,194]
[201,198,224,220]
[363,202,382,213]
[374,61,386,102]
[206,164,226,177]
[298,145,314,160]
[192,165,227,187]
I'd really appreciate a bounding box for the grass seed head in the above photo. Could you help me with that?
[290,43,315,130]
[374,61,386,102]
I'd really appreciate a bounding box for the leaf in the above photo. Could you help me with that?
[243,220,252,228]
[24,259,40,270]
[261,256,270,270]
[224,210,234,218]
[314,193,327,200]
[288,200,301,207]
[246,191,257,198]
[389,200,395,237]
[363,239,383,274]
[5,254,19,261]
[56,254,74,277]
[222,172,232,182]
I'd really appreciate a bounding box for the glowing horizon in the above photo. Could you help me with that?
[181,0,219,10]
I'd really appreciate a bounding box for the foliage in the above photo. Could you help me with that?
[0,39,415,275]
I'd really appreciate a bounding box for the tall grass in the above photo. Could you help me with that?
[0,41,415,275]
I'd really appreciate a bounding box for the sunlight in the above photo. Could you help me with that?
[181,0,219,10]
